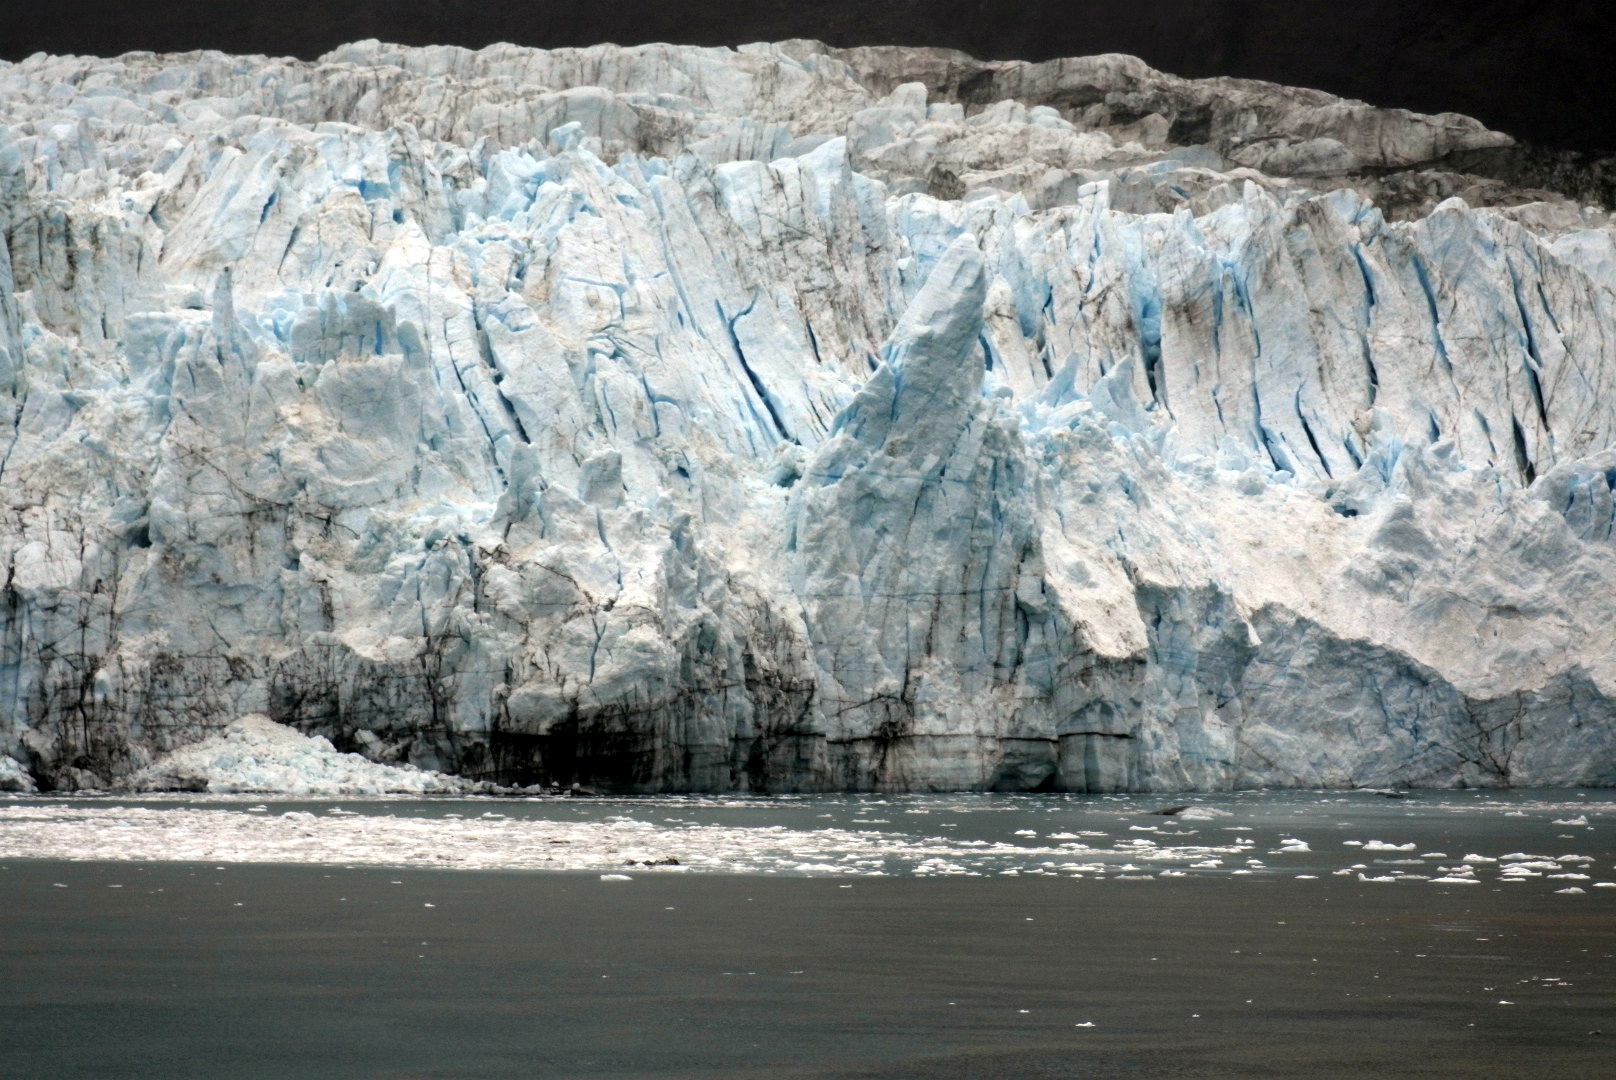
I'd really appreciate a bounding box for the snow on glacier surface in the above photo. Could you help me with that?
[1,40,1615,793]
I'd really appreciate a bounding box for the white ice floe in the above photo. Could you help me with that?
[1175,808,1233,822]
[1361,841,1418,852]
[1553,816,1590,826]
[126,716,472,796]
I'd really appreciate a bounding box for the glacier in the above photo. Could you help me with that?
[2,39,1615,794]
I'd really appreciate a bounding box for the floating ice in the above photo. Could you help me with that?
[1176,808,1234,821]
[0,798,1275,876]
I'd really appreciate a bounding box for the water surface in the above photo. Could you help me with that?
[2,790,1612,1078]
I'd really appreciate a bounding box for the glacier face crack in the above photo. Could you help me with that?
[2,39,1616,793]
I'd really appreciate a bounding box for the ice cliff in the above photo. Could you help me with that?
[3,40,1616,793]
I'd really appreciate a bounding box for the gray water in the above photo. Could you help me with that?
[2,790,1613,1078]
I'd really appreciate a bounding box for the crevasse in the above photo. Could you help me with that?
[1,40,1614,793]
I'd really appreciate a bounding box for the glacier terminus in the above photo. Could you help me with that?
[3,39,1616,794]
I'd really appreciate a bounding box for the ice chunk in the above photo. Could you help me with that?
[0,756,36,794]
[126,716,471,796]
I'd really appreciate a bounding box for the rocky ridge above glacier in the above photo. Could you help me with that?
[2,39,1614,793]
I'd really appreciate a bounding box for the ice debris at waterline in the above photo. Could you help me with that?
[127,715,473,795]
[1,792,1612,890]
[2,41,1616,794]
[0,755,37,794]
